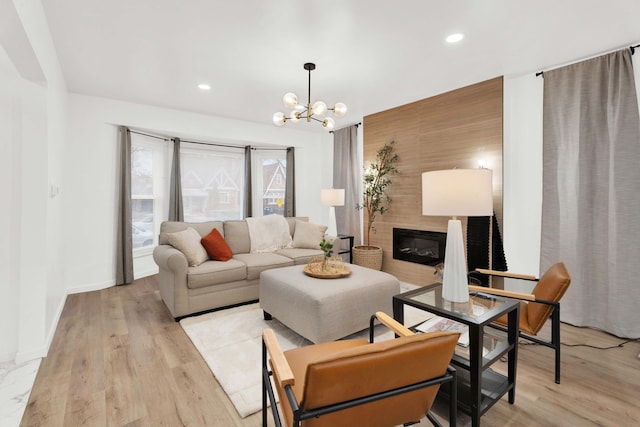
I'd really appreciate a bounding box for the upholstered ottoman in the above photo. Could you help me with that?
[259,264,400,343]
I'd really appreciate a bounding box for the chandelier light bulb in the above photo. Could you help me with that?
[333,102,347,117]
[273,112,286,126]
[282,92,298,108]
[312,100,328,116]
[289,110,301,123]
[323,117,335,131]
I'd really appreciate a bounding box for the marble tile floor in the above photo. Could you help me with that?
[0,359,40,427]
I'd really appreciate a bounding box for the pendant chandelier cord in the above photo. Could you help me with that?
[307,67,312,106]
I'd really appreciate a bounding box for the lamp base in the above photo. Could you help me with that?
[441,219,469,302]
[327,206,337,237]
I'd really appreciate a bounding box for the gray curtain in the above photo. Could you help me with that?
[542,49,640,338]
[244,145,253,217]
[284,147,295,217]
[333,125,361,244]
[168,137,184,221]
[115,126,134,285]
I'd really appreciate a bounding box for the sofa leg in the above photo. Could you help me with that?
[263,311,273,320]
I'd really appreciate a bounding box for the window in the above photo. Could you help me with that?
[131,135,170,252]
[180,143,245,221]
[253,151,287,216]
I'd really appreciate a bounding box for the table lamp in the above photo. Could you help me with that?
[321,188,345,237]
[421,169,493,302]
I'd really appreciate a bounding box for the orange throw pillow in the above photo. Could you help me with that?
[201,228,233,261]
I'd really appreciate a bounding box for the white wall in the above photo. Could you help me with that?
[0,47,40,362]
[0,0,68,363]
[502,73,544,291]
[64,94,333,292]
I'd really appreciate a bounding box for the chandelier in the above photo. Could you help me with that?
[273,63,347,131]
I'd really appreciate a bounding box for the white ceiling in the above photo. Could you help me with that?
[41,0,640,133]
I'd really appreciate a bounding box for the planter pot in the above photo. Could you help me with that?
[352,245,383,271]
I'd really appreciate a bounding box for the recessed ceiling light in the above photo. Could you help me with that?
[198,83,211,91]
[446,33,464,43]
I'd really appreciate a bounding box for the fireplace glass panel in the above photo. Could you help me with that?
[393,228,446,266]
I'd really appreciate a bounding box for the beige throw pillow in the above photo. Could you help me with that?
[292,220,328,249]
[167,227,209,267]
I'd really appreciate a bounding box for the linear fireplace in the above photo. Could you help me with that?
[393,228,446,266]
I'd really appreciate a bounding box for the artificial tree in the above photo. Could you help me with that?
[358,141,399,245]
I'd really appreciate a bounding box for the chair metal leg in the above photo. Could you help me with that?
[426,412,442,427]
[262,341,267,427]
[551,306,561,384]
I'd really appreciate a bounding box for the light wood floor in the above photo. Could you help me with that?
[21,275,640,426]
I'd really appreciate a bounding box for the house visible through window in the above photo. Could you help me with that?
[180,143,244,221]
[253,151,287,216]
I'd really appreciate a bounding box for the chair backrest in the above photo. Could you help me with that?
[299,331,459,427]
[528,262,571,333]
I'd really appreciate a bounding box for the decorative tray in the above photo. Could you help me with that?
[303,262,352,279]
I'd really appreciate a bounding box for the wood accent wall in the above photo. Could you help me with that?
[362,76,503,285]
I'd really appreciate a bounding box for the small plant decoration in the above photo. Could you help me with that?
[357,141,399,245]
[319,238,334,270]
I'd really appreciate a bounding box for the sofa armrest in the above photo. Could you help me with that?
[153,244,188,274]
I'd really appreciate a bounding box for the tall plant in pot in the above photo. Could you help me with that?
[354,141,398,270]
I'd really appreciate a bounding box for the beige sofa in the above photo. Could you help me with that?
[153,217,326,319]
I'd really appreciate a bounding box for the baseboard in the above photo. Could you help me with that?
[67,279,115,295]
[134,267,159,280]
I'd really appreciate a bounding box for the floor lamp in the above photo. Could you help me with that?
[321,188,345,237]
[421,169,493,302]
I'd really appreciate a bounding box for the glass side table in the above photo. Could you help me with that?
[393,283,520,427]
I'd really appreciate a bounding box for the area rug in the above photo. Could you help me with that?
[179,285,429,418]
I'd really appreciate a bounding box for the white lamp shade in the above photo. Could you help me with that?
[422,169,493,217]
[321,188,345,207]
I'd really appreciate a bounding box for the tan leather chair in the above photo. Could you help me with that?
[262,312,460,427]
[469,262,571,383]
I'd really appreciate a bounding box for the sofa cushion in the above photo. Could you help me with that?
[292,220,327,249]
[159,221,224,245]
[201,228,233,261]
[232,252,294,280]
[187,259,247,289]
[275,248,324,265]
[166,227,209,267]
[223,220,251,254]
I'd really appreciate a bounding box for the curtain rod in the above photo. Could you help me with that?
[329,122,361,134]
[181,139,245,150]
[129,129,171,141]
[536,43,640,77]
[126,126,287,150]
